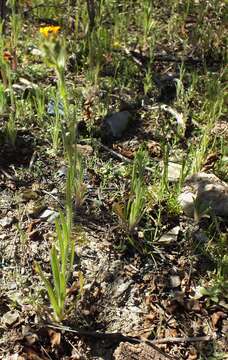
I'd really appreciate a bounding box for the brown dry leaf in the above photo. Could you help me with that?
[26,219,41,234]
[202,152,220,171]
[87,168,101,186]
[21,348,49,360]
[112,202,126,223]
[113,144,135,159]
[211,311,225,328]
[147,141,161,158]
[48,329,61,348]
[144,313,157,322]
[164,327,178,338]
[3,50,13,63]
[187,346,198,360]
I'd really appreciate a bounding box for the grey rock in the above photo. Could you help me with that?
[158,226,180,244]
[2,311,19,327]
[30,48,42,56]
[103,111,131,138]
[178,172,228,218]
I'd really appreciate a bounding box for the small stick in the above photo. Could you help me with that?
[151,335,214,344]
[0,168,16,180]
[98,142,156,173]
[42,189,64,209]
[99,143,132,164]
[29,151,37,169]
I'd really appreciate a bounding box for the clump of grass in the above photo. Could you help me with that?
[35,210,75,322]
[113,148,148,237]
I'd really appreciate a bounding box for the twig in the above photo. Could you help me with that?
[151,335,214,344]
[98,142,156,173]
[0,168,17,180]
[95,140,183,171]
[42,189,64,209]
[40,344,53,360]
[45,324,215,345]
[99,143,132,164]
[29,151,37,170]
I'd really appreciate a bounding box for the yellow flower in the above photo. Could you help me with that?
[113,40,122,49]
[39,26,61,38]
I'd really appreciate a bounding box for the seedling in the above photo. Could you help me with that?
[35,211,74,322]
[113,148,148,236]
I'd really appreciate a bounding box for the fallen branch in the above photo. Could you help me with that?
[45,323,178,360]
[44,323,216,360]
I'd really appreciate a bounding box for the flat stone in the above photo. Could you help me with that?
[40,209,55,220]
[179,172,228,218]
[57,165,67,177]
[2,311,19,327]
[158,226,180,244]
[114,342,167,360]
[167,162,182,182]
[113,280,133,299]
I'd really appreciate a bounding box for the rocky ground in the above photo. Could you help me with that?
[0,1,227,359]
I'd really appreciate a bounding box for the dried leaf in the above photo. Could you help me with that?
[48,329,61,348]
[211,311,225,328]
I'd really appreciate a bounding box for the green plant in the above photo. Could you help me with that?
[5,113,17,146]
[66,149,87,210]
[190,74,226,174]
[32,87,46,125]
[35,211,75,322]
[0,82,6,113]
[113,148,147,235]
[200,257,228,303]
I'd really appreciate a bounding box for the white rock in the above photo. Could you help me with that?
[2,311,19,326]
[158,226,180,244]
[40,209,59,223]
[179,172,228,218]
[39,209,54,219]
[30,48,42,56]
[167,162,182,181]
